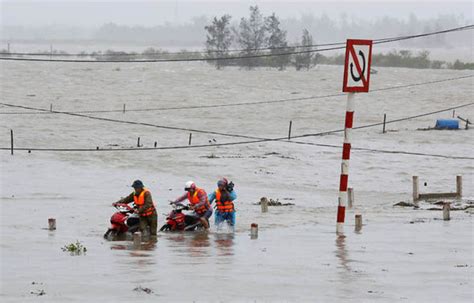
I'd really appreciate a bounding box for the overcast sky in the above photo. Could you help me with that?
[1,0,472,27]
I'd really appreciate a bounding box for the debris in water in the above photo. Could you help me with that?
[30,289,46,296]
[409,218,426,224]
[393,201,416,207]
[201,153,219,159]
[133,286,153,294]
[255,197,295,206]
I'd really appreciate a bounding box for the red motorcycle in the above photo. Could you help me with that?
[160,203,208,232]
[103,203,140,239]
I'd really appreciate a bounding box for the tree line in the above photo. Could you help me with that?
[204,6,473,71]
[204,6,316,70]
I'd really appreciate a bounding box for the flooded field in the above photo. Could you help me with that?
[0,61,473,302]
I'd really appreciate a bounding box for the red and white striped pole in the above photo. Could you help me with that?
[336,92,355,234]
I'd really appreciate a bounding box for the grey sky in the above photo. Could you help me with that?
[1,0,472,27]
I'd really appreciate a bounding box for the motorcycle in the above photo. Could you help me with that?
[160,203,208,232]
[103,203,140,239]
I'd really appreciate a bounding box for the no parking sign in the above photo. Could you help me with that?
[342,39,373,93]
[336,38,373,234]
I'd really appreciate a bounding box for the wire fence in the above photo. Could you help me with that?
[1,100,472,159]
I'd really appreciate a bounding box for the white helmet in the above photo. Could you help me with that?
[184,181,196,191]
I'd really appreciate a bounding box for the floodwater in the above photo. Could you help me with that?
[0,61,473,302]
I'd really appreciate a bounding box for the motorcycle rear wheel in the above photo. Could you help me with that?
[103,228,118,240]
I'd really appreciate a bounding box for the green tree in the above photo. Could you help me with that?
[204,15,233,69]
[265,13,291,70]
[294,29,315,70]
[235,6,266,69]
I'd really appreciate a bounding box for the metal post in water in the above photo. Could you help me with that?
[123,104,126,114]
[288,120,292,140]
[154,141,157,148]
[188,133,192,145]
[250,223,258,239]
[133,231,142,248]
[48,218,56,230]
[7,42,10,53]
[137,137,140,147]
[443,203,450,221]
[382,113,386,134]
[452,110,455,118]
[10,129,13,155]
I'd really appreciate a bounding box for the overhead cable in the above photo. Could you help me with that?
[0,25,472,63]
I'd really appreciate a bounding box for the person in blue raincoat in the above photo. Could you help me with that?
[208,178,237,231]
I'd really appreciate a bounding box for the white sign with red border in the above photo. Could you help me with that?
[342,39,373,93]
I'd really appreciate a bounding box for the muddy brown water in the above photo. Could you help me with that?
[1,62,473,301]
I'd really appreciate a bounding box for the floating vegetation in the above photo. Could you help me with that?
[61,240,87,255]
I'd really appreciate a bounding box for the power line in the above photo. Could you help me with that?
[1,75,472,115]
[1,25,472,63]
[1,24,472,58]
[0,45,346,63]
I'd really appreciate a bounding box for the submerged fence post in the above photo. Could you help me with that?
[154,141,157,148]
[250,223,258,239]
[133,231,142,248]
[123,104,126,114]
[348,187,354,208]
[355,214,362,231]
[443,203,450,221]
[452,110,455,118]
[48,218,56,230]
[188,133,192,145]
[10,129,13,155]
[260,197,268,213]
[412,176,419,202]
[50,104,53,112]
[137,137,141,147]
[456,175,462,198]
[382,114,387,134]
[288,120,292,140]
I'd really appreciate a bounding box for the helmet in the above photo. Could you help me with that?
[131,180,144,188]
[217,178,228,187]
[184,181,196,191]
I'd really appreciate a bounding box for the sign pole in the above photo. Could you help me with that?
[336,92,355,234]
[338,38,372,234]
